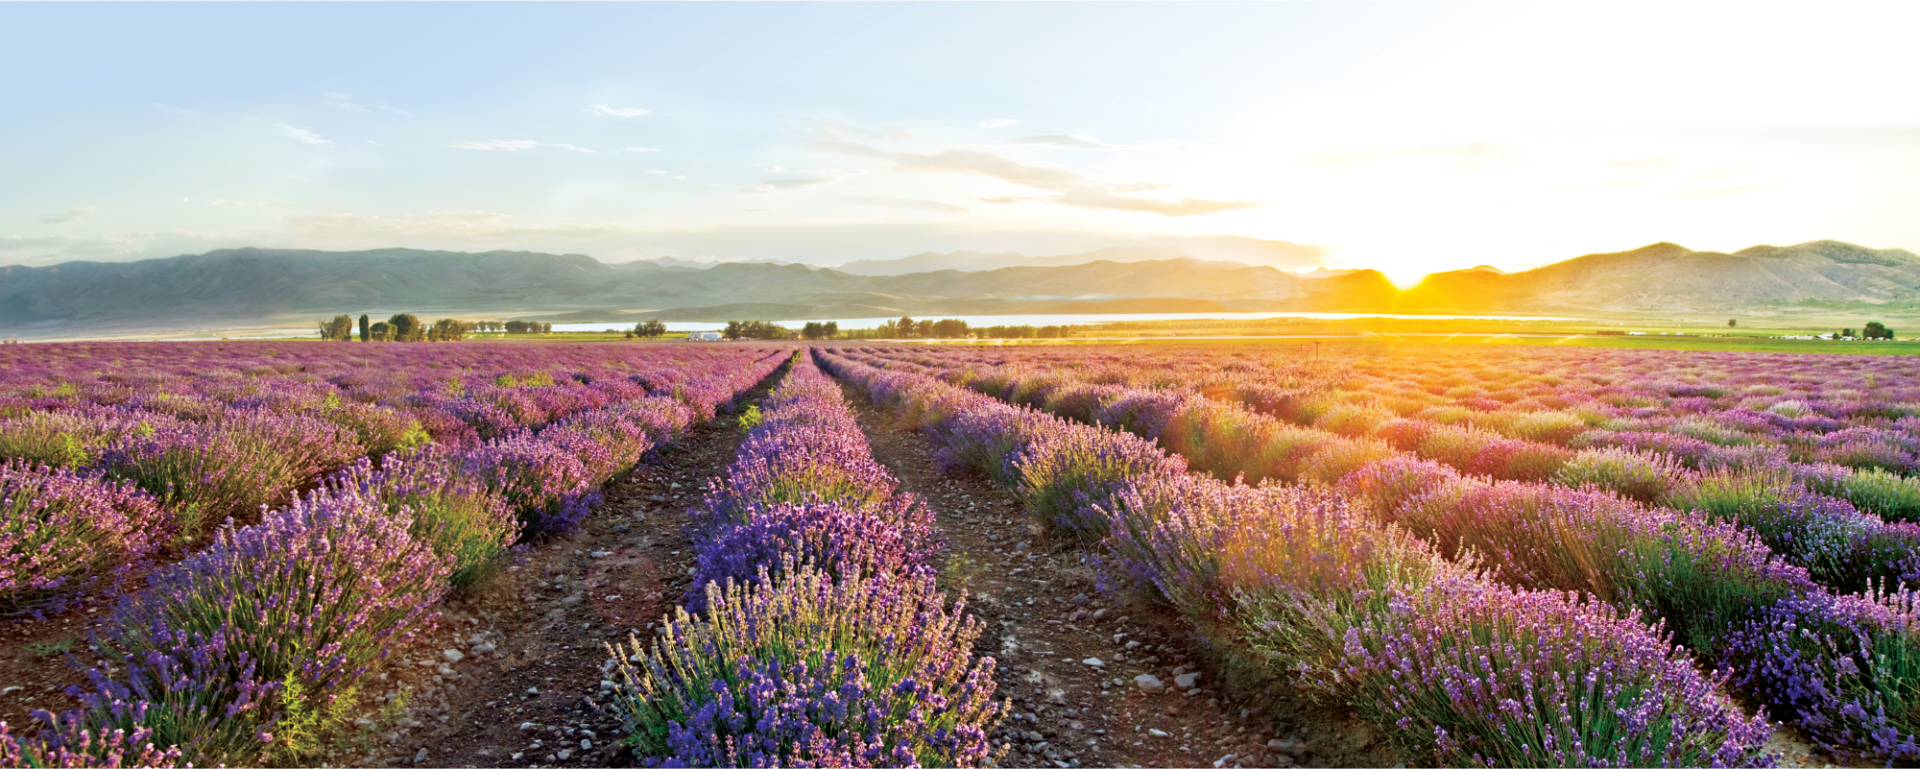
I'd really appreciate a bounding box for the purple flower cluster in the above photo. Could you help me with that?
[609,565,1003,768]
[1337,577,1776,767]
[0,342,789,762]
[1723,587,1920,761]
[611,355,998,767]
[819,347,1779,766]
[53,491,452,765]
[0,462,167,618]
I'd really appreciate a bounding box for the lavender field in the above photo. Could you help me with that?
[6,339,1920,767]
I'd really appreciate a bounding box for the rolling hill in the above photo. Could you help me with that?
[0,240,1913,338]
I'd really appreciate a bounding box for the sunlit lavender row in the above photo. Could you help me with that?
[0,342,783,765]
[606,353,1003,767]
[819,347,1781,767]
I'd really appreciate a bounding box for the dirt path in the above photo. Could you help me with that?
[841,380,1361,769]
[346,383,779,769]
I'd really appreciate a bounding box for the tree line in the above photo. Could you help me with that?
[317,314,555,341]
[704,316,1077,340]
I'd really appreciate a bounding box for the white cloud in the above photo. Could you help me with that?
[815,136,1261,217]
[43,206,96,225]
[549,143,598,154]
[587,104,651,117]
[445,140,546,151]
[1298,141,1525,171]
[624,147,661,153]
[323,92,410,115]
[276,124,332,146]
[645,169,669,175]
[998,134,1125,150]
[1665,183,1783,199]
[744,176,841,194]
[844,197,968,214]
[979,118,1019,128]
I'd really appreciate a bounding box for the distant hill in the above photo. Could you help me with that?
[0,247,1396,337]
[1,240,1914,339]
[1400,240,1920,312]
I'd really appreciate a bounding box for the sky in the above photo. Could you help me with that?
[3,2,1918,285]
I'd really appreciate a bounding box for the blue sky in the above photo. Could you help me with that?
[4,2,1918,282]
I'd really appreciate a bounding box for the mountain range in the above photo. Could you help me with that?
[0,240,1914,338]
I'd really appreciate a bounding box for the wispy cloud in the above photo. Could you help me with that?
[1299,141,1525,171]
[844,197,968,213]
[979,118,1019,128]
[43,206,96,225]
[587,104,651,117]
[624,147,661,153]
[816,133,1260,217]
[446,140,543,151]
[744,176,841,194]
[998,134,1124,150]
[323,92,409,115]
[276,124,332,146]
[1605,156,1680,171]
[548,143,597,154]
[1665,183,1783,199]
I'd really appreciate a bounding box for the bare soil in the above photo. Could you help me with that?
[839,380,1394,769]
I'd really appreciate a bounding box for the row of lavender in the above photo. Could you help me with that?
[843,345,1920,762]
[0,345,784,766]
[855,347,1920,600]
[816,347,1781,767]
[604,353,1004,766]
[0,344,780,618]
[903,345,1920,507]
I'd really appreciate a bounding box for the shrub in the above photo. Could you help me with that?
[1670,472,1920,594]
[1808,466,1920,523]
[1312,403,1396,438]
[457,433,602,537]
[1555,447,1686,503]
[1724,588,1920,761]
[99,410,364,544]
[1012,423,1187,540]
[684,500,938,612]
[608,566,1004,767]
[325,450,518,590]
[0,462,168,617]
[1329,578,1776,768]
[0,713,183,768]
[0,409,174,469]
[68,492,450,765]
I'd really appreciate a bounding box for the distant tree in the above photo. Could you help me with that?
[897,315,915,338]
[428,318,469,341]
[1842,328,1857,340]
[387,313,423,342]
[931,318,969,338]
[823,321,838,339]
[504,320,530,334]
[369,321,394,342]
[801,321,825,340]
[358,313,371,342]
[541,323,553,334]
[915,319,935,338]
[1865,321,1894,340]
[1727,319,1737,328]
[724,320,790,340]
[317,314,354,341]
[634,320,667,338]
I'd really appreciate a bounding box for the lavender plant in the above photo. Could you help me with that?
[324,449,518,589]
[69,492,451,764]
[608,565,1005,767]
[0,462,167,617]
[1328,577,1778,768]
[684,499,938,612]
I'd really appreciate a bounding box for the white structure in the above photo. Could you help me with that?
[689,331,722,341]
